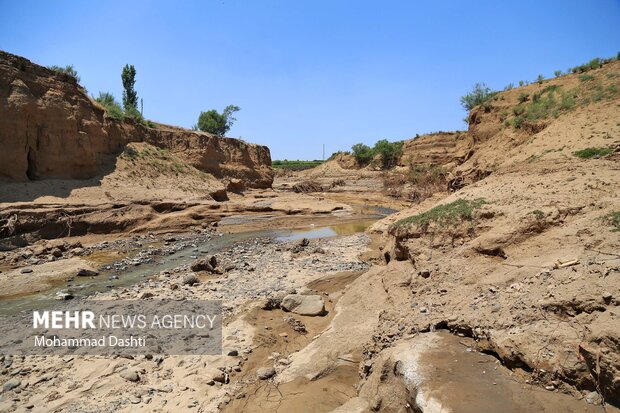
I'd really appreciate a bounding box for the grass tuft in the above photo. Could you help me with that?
[573,147,614,159]
[603,211,620,232]
[392,198,486,229]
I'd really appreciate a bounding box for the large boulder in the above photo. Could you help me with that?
[281,294,326,316]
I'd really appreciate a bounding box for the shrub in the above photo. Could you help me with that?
[554,70,562,77]
[536,74,545,84]
[518,92,529,103]
[373,139,403,169]
[512,105,525,116]
[512,116,524,129]
[518,80,524,87]
[95,92,123,120]
[588,58,602,70]
[573,147,614,159]
[504,83,514,91]
[351,143,374,165]
[197,105,240,136]
[48,64,80,82]
[559,92,576,110]
[124,106,145,125]
[460,83,496,112]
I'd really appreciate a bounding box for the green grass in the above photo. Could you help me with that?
[272,160,324,170]
[573,147,614,159]
[531,210,545,220]
[392,198,487,229]
[603,211,620,232]
[579,74,596,82]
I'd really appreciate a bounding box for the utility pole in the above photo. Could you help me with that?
[140,98,143,116]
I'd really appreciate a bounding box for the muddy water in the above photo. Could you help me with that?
[0,210,392,315]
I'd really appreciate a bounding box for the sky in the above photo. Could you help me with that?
[1,1,619,160]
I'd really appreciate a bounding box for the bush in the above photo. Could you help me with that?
[518,92,529,103]
[554,70,562,77]
[48,64,80,82]
[373,139,403,169]
[536,74,545,84]
[95,92,123,120]
[460,83,496,112]
[124,106,145,125]
[351,143,374,165]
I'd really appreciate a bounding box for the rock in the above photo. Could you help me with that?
[20,268,33,274]
[257,367,276,380]
[209,255,218,269]
[51,247,63,257]
[281,294,326,316]
[260,296,282,310]
[227,350,239,357]
[55,291,74,300]
[191,258,214,273]
[183,274,199,286]
[227,178,246,193]
[206,367,226,383]
[2,379,20,392]
[128,395,141,404]
[120,369,140,382]
[71,247,85,255]
[602,291,613,303]
[292,181,323,193]
[419,269,431,278]
[585,391,602,405]
[77,268,99,277]
[140,292,154,299]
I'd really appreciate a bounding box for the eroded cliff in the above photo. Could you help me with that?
[0,50,273,188]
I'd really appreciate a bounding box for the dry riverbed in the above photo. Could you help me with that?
[0,229,371,412]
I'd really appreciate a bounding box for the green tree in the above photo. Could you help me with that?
[197,105,240,136]
[121,64,138,111]
[460,83,495,112]
[373,139,403,169]
[351,143,374,165]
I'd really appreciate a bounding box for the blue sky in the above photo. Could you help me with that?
[2,1,619,160]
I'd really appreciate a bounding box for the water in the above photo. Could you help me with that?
[0,206,396,315]
[275,219,376,242]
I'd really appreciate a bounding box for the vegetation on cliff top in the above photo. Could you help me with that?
[351,140,403,169]
[47,64,80,82]
[195,105,241,136]
[272,160,324,170]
